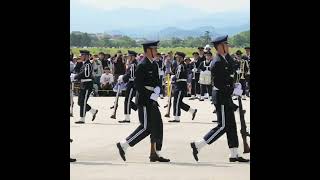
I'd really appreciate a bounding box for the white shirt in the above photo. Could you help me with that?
[100,73,114,85]
[92,60,104,77]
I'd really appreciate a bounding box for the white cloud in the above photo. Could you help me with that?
[76,0,250,13]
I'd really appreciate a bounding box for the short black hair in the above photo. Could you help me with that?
[98,52,105,55]
[104,67,110,70]
[192,52,199,55]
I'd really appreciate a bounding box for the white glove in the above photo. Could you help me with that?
[150,93,159,102]
[236,70,240,74]
[70,73,76,82]
[154,86,160,95]
[171,75,175,81]
[233,83,243,96]
[192,68,196,72]
[118,75,123,83]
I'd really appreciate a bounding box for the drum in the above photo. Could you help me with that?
[199,70,211,85]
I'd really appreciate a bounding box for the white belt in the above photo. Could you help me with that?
[213,86,219,90]
[129,78,135,81]
[81,79,92,82]
[176,79,187,82]
[144,86,154,91]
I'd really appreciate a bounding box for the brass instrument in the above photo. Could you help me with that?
[240,59,246,80]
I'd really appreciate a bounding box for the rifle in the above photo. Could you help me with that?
[238,96,250,153]
[110,83,121,119]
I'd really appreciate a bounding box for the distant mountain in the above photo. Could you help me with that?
[103,24,249,40]
[158,26,220,40]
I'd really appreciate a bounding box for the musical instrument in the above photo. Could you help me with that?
[199,62,211,85]
[70,82,74,117]
[164,74,172,117]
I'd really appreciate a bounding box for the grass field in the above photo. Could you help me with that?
[71,47,246,58]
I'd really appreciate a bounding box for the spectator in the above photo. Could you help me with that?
[112,50,126,82]
[100,67,114,96]
[92,55,104,96]
[98,52,107,69]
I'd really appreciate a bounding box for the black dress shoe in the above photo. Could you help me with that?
[70,113,73,117]
[168,120,180,123]
[189,97,195,100]
[92,110,98,121]
[212,120,218,122]
[233,104,239,112]
[116,142,126,161]
[164,114,170,118]
[229,156,250,162]
[75,121,85,124]
[70,158,77,162]
[192,109,197,120]
[199,99,204,101]
[190,142,199,161]
[212,109,217,113]
[118,120,130,123]
[242,110,246,114]
[149,153,170,162]
[70,139,73,143]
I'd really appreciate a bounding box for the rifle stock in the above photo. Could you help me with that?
[110,84,121,119]
[238,96,250,153]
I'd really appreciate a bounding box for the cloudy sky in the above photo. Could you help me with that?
[70,0,250,33]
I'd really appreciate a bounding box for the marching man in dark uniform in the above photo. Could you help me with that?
[116,40,170,162]
[190,35,249,163]
[74,50,99,124]
[168,52,197,123]
[118,50,138,123]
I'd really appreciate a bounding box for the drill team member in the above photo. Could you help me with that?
[116,40,170,162]
[190,35,249,163]
[118,50,138,123]
[169,52,197,123]
[74,50,99,124]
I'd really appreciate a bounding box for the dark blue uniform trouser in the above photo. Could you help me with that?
[124,83,137,115]
[240,79,247,96]
[78,86,92,118]
[173,90,190,116]
[203,91,239,148]
[126,102,163,151]
[200,84,212,97]
[191,73,200,95]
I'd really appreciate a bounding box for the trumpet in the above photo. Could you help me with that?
[240,59,246,80]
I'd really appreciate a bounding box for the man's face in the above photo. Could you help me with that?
[80,54,88,61]
[193,54,199,60]
[127,55,134,62]
[245,49,250,55]
[205,54,212,61]
[216,44,227,55]
[150,48,158,58]
[104,69,110,74]
[198,49,204,55]
[99,54,105,59]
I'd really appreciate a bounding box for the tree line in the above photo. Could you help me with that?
[70,30,250,48]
